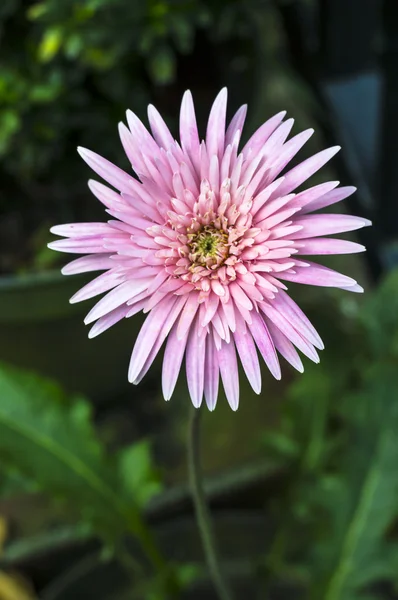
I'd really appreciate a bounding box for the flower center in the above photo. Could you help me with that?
[188,225,229,269]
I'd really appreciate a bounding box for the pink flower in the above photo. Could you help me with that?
[49,88,370,410]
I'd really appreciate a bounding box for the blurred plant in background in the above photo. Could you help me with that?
[0,0,261,274]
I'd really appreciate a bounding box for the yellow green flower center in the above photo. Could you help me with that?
[188,226,229,268]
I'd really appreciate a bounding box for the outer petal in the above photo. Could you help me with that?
[233,322,261,394]
[186,317,206,407]
[218,338,239,410]
[180,90,200,162]
[162,324,189,400]
[247,311,281,379]
[206,87,227,159]
[128,295,176,382]
[204,333,219,411]
[77,147,133,192]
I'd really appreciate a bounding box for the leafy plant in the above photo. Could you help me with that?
[260,269,398,599]
[0,362,165,572]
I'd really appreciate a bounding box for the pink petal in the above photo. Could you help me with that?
[289,181,339,211]
[84,279,150,324]
[128,295,176,382]
[267,128,314,179]
[132,296,186,384]
[77,147,133,192]
[274,290,324,349]
[186,318,206,407]
[88,304,130,338]
[225,104,247,147]
[47,238,106,254]
[179,90,200,161]
[148,104,175,150]
[118,122,147,175]
[88,180,125,210]
[204,334,219,411]
[221,300,236,332]
[247,311,281,379]
[217,339,239,410]
[260,302,319,363]
[206,87,227,158]
[233,325,261,394]
[162,324,189,400]
[126,109,160,156]
[70,269,126,303]
[266,321,304,373]
[273,146,341,197]
[61,254,114,275]
[176,292,200,340]
[278,262,359,291]
[229,282,253,310]
[302,185,357,214]
[50,223,114,237]
[242,111,286,158]
[295,238,366,255]
[291,214,371,239]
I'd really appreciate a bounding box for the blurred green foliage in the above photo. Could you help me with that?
[0,0,260,274]
[0,361,177,595]
[0,0,254,188]
[1,0,202,193]
[260,270,398,599]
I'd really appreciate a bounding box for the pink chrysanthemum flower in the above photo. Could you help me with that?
[49,88,370,410]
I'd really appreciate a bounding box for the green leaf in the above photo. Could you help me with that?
[310,365,398,600]
[38,27,63,62]
[0,363,145,544]
[118,440,163,509]
[147,46,175,85]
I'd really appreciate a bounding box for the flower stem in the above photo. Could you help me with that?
[188,405,234,600]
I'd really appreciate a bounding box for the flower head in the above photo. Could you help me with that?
[49,88,370,410]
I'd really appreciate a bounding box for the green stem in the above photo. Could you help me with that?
[188,405,234,600]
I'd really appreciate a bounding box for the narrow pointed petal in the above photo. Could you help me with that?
[248,312,281,379]
[84,279,150,325]
[162,325,189,400]
[70,270,126,303]
[291,214,371,239]
[177,292,200,340]
[242,111,286,157]
[186,318,206,407]
[266,321,304,372]
[133,296,186,383]
[302,185,357,213]
[128,296,176,382]
[88,304,130,338]
[218,339,239,410]
[204,334,219,411]
[77,147,133,192]
[234,326,261,394]
[148,104,175,150]
[225,104,247,147]
[180,90,200,158]
[278,262,359,290]
[61,254,114,275]
[274,290,324,349]
[260,303,319,363]
[295,238,366,255]
[274,146,341,197]
[206,87,227,158]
